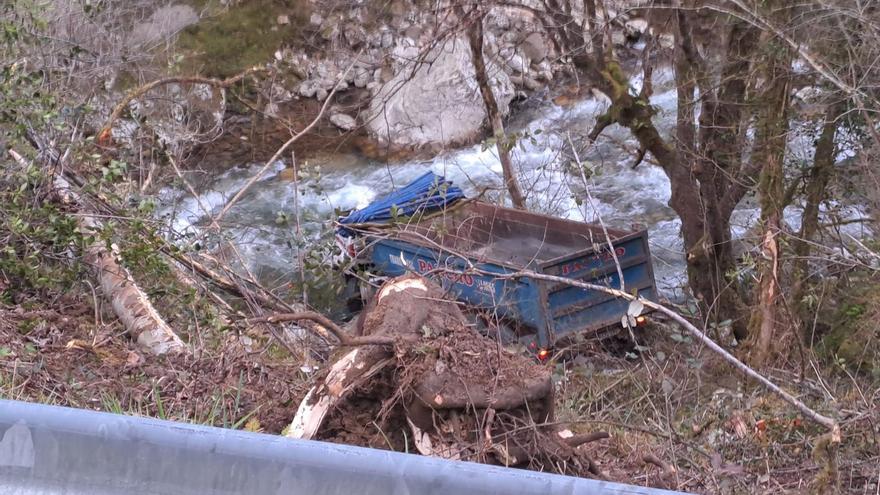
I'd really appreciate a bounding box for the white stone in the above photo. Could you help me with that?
[380,31,394,49]
[277,14,290,25]
[366,36,515,148]
[353,67,371,88]
[310,13,323,26]
[298,80,318,98]
[265,102,280,118]
[625,18,649,40]
[505,53,530,75]
[330,113,358,131]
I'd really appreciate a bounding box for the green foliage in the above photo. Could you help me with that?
[296,231,348,316]
[0,161,87,298]
[819,276,880,378]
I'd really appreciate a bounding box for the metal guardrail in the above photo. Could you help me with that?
[0,399,689,495]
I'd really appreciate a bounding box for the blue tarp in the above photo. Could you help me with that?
[338,172,463,233]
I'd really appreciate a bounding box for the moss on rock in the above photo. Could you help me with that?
[177,0,310,78]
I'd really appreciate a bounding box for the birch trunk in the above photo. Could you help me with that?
[46,161,186,355]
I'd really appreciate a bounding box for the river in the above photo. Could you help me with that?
[158,67,870,306]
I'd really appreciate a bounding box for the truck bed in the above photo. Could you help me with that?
[360,200,656,349]
[395,201,628,268]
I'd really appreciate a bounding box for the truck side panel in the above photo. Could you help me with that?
[542,233,657,339]
[369,239,545,331]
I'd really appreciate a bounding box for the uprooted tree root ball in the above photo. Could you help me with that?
[288,274,609,476]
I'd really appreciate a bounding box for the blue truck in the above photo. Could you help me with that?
[338,174,657,353]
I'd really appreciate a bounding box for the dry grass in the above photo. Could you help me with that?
[1,293,877,494]
[553,320,879,493]
[0,294,310,433]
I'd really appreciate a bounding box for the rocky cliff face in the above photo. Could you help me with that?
[102,0,655,156]
[365,36,515,149]
[278,1,557,150]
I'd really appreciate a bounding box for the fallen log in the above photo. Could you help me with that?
[9,150,186,355]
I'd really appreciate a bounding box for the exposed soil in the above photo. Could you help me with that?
[186,90,372,172]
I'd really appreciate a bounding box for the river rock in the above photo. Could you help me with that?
[298,80,318,98]
[502,50,530,75]
[330,113,358,131]
[353,67,371,88]
[625,18,649,40]
[344,23,368,47]
[522,76,543,91]
[380,29,395,49]
[366,36,515,148]
[520,32,549,62]
[404,25,422,42]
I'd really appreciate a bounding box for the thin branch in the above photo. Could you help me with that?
[97,66,268,144]
[245,312,395,346]
[211,58,358,223]
[423,252,840,436]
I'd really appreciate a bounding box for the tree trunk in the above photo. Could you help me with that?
[792,101,842,338]
[747,26,792,367]
[559,3,763,336]
[50,167,187,355]
[465,12,526,209]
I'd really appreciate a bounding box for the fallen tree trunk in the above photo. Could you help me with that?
[9,150,186,355]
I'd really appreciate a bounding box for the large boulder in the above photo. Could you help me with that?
[366,36,515,149]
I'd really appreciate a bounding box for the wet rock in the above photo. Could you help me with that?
[129,4,199,48]
[625,18,649,41]
[353,67,371,88]
[366,36,515,148]
[330,113,358,131]
[520,32,549,62]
